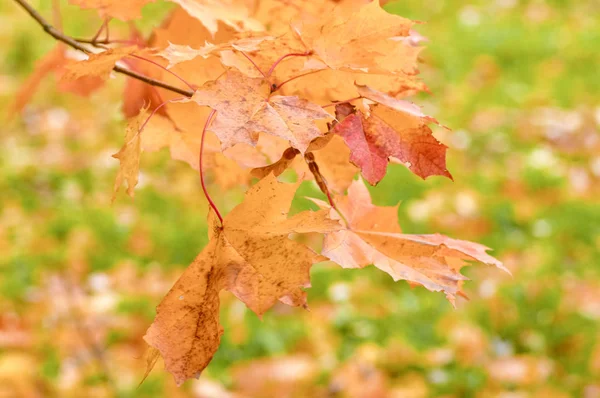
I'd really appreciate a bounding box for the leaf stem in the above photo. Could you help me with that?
[325,190,350,228]
[90,18,108,44]
[104,18,110,42]
[304,152,349,227]
[239,51,266,77]
[12,0,195,98]
[267,52,312,77]
[128,54,196,92]
[199,110,223,224]
[125,97,186,146]
[51,0,61,32]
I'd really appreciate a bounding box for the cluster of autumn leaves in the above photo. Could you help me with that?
[15,0,507,385]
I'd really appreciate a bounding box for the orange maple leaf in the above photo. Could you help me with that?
[60,46,141,83]
[169,0,263,37]
[144,174,341,384]
[313,179,508,304]
[293,1,413,73]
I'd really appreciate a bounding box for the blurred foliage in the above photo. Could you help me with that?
[1,0,599,397]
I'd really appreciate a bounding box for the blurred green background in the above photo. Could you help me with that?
[1,0,599,397]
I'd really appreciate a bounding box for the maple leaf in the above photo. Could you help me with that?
[221,175,341,314]
[189,71,331,153]
[169,0,263,37]
[112,108,147,200]
[332,85,452,183]
[313,179,507,303]
[69,0,155,20]
[280,51,427,103]
[293,1,413,73]
[143,230,229,386]
[188,71,269,148]
[145,174,341,384]
[60,47,140,83]
[218,32,309,79]
[157,35,273,69]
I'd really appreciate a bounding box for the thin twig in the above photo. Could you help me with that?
[199,110,223,224]
[125,97,186,147]
[90,19,107,44]
[51,0,61,32]
[104,18,110,42]
[74,38,138,45]
[12,0,194,98]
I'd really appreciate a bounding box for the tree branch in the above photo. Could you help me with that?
[12,0,194,98]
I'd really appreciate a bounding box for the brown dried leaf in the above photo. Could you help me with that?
[144,234,230,385]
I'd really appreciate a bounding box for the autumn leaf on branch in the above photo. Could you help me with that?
[331,85,452,184]
[157,35,274,70]
[12,0,511,387]
[293,1,413,73]
[169,0,263,37]
[186,71,332,153]
[144,174,341,385]
[311,179,508,304]
[60,46,142,83]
